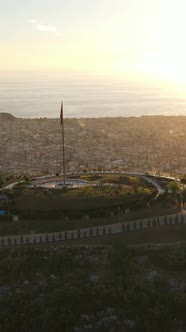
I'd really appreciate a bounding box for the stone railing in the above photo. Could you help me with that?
[0,210,184,247]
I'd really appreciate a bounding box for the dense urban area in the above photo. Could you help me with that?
[1,113,186,176]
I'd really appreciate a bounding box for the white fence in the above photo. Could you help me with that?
[0,211,184,247]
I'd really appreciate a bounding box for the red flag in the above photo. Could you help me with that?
[60,102,63,126]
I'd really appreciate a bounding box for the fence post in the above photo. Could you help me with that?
[164,216,167,225]
[175,214,179,224]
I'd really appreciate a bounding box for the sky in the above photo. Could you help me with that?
[1,0,186,83]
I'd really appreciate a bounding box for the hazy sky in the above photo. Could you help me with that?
[1,0,186,82]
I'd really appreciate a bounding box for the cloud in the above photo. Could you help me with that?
[36,24,57,32]
[27,19,57,33]
[27,19,37,24]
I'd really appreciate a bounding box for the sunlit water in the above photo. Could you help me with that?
[0,72,186,118]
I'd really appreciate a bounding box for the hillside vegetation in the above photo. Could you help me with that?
[0,243,186,331]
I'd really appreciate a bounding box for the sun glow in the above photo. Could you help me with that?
[2,0,186,87]
[136,0,186,84]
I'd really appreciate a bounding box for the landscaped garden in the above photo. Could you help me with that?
[0,174,181,236]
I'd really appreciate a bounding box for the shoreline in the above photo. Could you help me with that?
[1,112,186,120]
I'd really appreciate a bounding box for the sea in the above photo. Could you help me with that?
[1,71,186,118]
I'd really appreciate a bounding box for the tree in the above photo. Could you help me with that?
[0,178,5,188]
[166,181,180,194]
[181,175,186,184]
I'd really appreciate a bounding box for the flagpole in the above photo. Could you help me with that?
[60,102,66,185]
[62,120,66,185]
